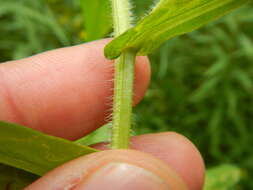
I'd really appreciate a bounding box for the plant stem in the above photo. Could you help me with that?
[110,0,136,149]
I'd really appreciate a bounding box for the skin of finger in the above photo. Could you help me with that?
[25,150,188,190]
[0,39,150,140]
[93,132,205,190]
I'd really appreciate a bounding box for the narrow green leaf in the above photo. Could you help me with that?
[104,0,249,59]
[80,0,112,41]
[190,77,220,102]
[76,123,111,146]
[234,69,253,91]
[204,164,241,190]
[0,121,97,176]
[0,164,38,190]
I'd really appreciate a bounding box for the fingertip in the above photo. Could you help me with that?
[131,132,205,190]
[0,39,151,140]
[134,56,151,105]
[92,132,205,190]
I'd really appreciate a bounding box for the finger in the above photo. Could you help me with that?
[0,39,150,140]
[93,132,205,190]
[25,150,188,190]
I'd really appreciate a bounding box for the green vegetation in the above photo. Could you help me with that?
[0,0,252,189]
[0,121,96,176]
[204,165,241,190]
[134,3,253,189]
[105,0,249,59]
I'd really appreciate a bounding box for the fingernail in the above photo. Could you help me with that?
[75,162,170,190]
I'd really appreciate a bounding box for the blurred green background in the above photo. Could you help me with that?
[0,0,252,189]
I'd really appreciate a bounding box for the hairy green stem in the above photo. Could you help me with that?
[110,0,136,149]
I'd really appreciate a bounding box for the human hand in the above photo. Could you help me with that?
[0,39,205,190]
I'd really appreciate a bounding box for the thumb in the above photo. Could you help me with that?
[25,150,188,190]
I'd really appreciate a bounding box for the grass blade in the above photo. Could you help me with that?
[80,0,112,41]
[0,121,97,176]
[105,0,249,59]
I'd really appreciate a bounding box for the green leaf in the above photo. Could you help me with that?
[104,0,249,59]
[76,123,111,146]
[0,164,38,190]
[0,121,97,176]
[80,0,112,41]
[190,77,220,102]
[204,164,241,190]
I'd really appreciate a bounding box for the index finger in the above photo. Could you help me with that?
[0,39,150,140]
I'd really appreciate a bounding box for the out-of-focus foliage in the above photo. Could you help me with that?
[0,164,37,190]
[0,0,74,61]
[204,164,241,190]
[80,0,112,41]
[0,0,252,189]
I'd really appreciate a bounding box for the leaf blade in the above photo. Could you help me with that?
[0,121,97,176]
[80,0,112,41]
[104,0,249,59]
